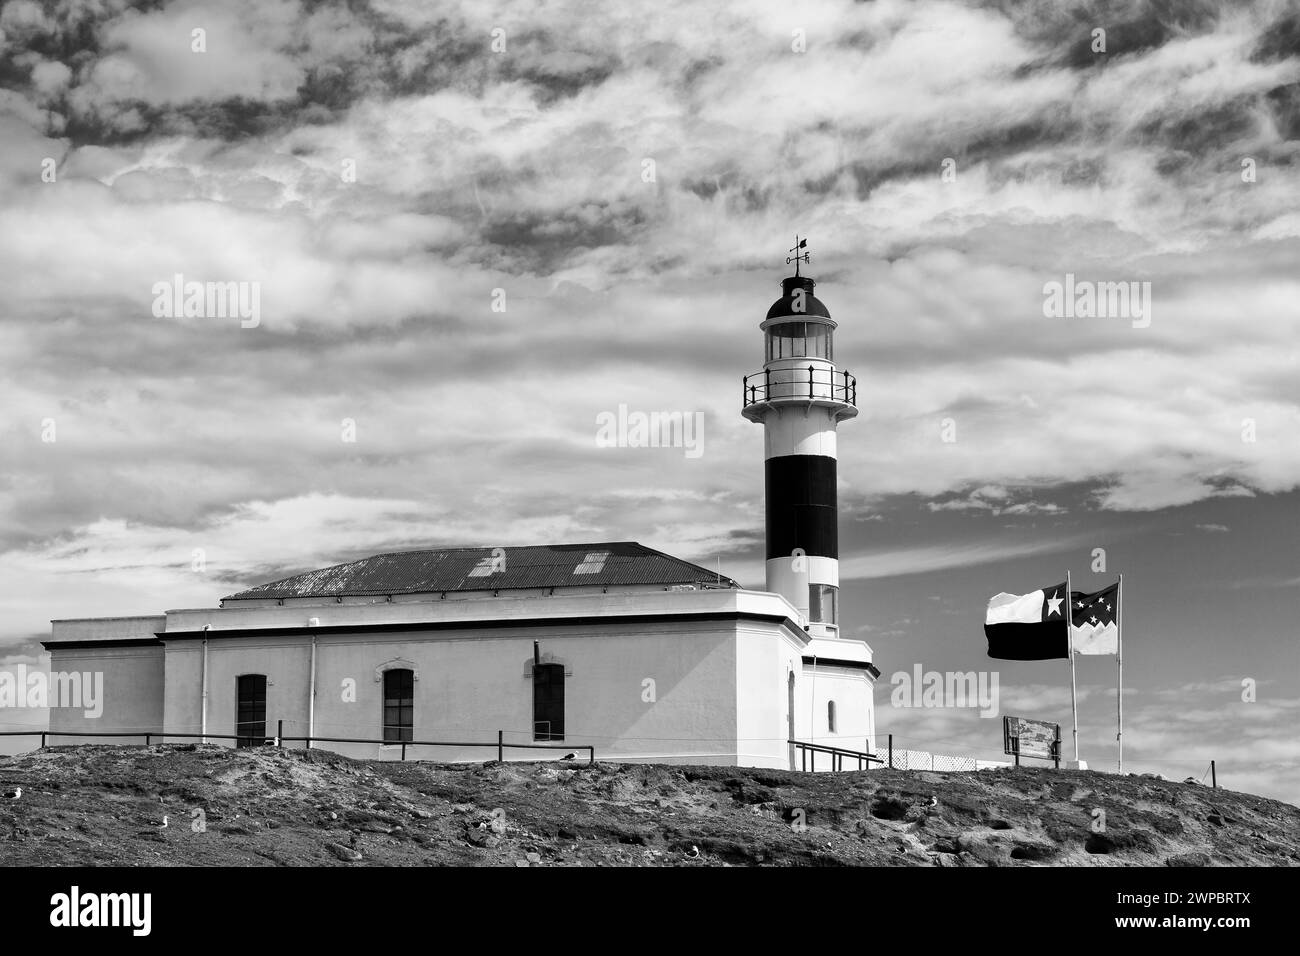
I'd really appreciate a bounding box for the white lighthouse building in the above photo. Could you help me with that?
[41,251,878,769]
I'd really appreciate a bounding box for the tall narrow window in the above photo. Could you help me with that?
[808,584,839,624]
[533,663,565,741]
[236,674,266,747]
[828,700,837,734]
[383,668,414,743]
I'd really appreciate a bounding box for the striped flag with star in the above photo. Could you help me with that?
[984,582,1069,660]
[1070,581,1120,655]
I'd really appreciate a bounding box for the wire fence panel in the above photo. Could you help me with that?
[889,749,977,772]
[930,753,977,772]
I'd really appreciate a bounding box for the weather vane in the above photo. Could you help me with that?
[786,235,810,276]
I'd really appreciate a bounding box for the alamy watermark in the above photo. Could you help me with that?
[151,274,260,328]
[50,886,150,936]
[0,666,103,718]
[595,404,704,459]
[1043,274,1151,328]
[890,664,999,718]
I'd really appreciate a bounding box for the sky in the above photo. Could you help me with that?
[0,0,1297,803]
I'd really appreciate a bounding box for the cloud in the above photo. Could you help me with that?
[0,0,1295,567]
[839,531,1100,580]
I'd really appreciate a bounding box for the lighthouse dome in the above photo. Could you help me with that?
[765,275,832,320]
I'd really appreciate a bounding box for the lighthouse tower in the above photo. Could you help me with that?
[742,240,857,633]
[742,240,875,761]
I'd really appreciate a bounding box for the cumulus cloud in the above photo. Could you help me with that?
[1,0,1295,567]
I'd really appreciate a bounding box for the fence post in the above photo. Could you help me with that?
[888,734,893,769]
[401,742,406,762]
[1211,760,1217,789]
[498,730,503,763]
[277,720,283,748]
[40,732,46,748]
[145,734,151,746]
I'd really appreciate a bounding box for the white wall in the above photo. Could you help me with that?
[791,631,879,768]
[159,616,805,765]
[45,644,165,741]
[734,622,807,769]
[45,616,167,742]
[798,666,876,754]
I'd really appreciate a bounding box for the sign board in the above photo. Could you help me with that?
[1003,715,1061,765]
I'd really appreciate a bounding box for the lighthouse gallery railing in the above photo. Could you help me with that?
[742,366,857,408]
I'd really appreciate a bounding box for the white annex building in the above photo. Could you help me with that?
[45,263,880,769]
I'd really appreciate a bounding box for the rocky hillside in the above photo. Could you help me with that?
[0,744,1296,866]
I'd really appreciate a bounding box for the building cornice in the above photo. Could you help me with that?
[802,655,882,679]
[40,638,164,650]
[157,609,807,643]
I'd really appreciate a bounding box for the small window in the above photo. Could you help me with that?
[828,700,837,734]
[236,674,266,748]
[808,584,838,624]
[383,668,414,743]
[533,663,565,741]
[775,321,806,358]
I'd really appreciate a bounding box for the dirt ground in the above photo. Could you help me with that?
[0,744,1296,866]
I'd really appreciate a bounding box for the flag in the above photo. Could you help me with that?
[984,583,1069,660]
[1071,581,1119,655]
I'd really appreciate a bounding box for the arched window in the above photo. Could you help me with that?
[383,668,414,743]
[533,663,565,741]
[828,700,837,734]
[236,674,266,747]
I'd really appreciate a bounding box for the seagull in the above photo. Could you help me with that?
[685,845,700,859]
[160,816,168,828]
[2,787,20,800]
[561,752,577,760]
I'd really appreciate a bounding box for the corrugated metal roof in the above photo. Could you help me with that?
[222,542,738,601]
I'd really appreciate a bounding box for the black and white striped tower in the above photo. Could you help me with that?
[742,240,857,631]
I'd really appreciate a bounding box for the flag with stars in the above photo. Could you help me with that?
[1070,581,1120,655]
[984,582,1069,660]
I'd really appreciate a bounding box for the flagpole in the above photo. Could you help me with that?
[1117,573,1124,774]
[1067,570,1079,764]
